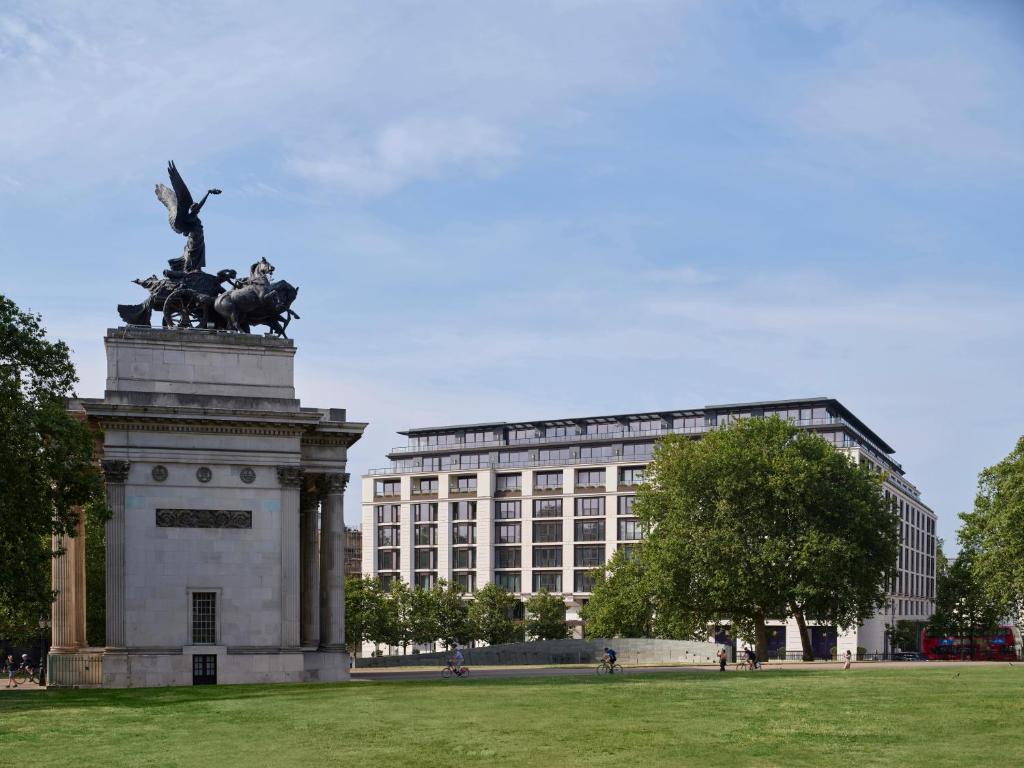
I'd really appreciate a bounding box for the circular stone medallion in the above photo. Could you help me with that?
[196,466,213,483]
[240,467,256,484]
[151,465,168,482]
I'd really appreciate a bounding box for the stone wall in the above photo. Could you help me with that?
[355,637,725,668]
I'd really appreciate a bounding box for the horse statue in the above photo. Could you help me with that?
[213,258,300,337]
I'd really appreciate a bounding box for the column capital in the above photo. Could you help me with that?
[276,466,304,488]
[324,472,350,494]
[101,459,130,484]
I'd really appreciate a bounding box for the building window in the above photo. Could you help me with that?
[618,496,635,516]
[459,454,485,469]
[415,573,437,590]
[421,457,441,471]
[495,501,522,519]
[495,522,522,544]
[414,524,437,546]
[495,547,522,569]
[452,547,477,570]
[378,549,399,570]
[496,473,522,491]
[453,573,476,593]
[191,592,217,645]
[375,479,400,497]
[630,419,661,432]
[465,431,496,444]
[413,503,438,522]
[586,423,616,435]
[574,570,596,593]
[619,467,644,485]
[576,469,606,488]
[452,523,476,545]
[622,442,654,460]
[574,545,604,568]
[534,471,563,491]
[379,573,397,590]
[673,415,702,430]
[618,519,642,541]
[495,572,521,592]
[413,477,438,493]
[618,543,637,561]
[452,475,477,493]
[580,445,613,460]
[451,501,477,521]
[375,505,400,524]
[532,571,562,593]
[574,519,605,542]
[533,499,563,517]
[377,525,400,547]
[539,448,572,463]
[533,546,563,568]
[508,428,535,441]
[575,497,605,517]
[497,452,528,467]
[414,549,438,570]
[545,425,575,438]
[533,521,562,543]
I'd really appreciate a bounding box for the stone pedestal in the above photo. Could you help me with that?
[54,327,365,688]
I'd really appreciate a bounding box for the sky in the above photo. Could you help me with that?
[2,1,1023,543]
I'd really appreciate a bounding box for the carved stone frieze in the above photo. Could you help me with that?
[155,509,252,529]
[101,459,131,484]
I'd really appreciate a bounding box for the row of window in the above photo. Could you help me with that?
[378,496,636,524]
[385,515,643,548]
[379,445,656,476]
[393,467,647,497]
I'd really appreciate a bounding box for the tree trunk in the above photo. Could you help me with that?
[791,603,814,661]
[753,608,768,663]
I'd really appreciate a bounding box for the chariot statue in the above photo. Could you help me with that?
[116,162,300,337]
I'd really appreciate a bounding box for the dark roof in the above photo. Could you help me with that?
[398,397,896,454]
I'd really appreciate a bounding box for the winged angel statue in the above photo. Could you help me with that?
[154,161,221,272]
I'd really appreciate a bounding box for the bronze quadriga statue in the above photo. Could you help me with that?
[116,162,300,338]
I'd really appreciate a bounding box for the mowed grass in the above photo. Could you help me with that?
[2,666,1023,767]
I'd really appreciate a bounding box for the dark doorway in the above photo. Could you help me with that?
[192,654,217,685]
[810,626,838,659]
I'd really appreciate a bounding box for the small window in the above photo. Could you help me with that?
[378,549,399,570]
[452,548,477,570]
[375,505,400,524]
[375,479,400,497]
[618,496,635,515]
[421,457,441,471]
[574,519,605,542]
[453,573,476,593]
[538,448,572,463]
[618,519,642,541]
[534,471,563,490]
[574,570,596,593]
[414,524,437,545]
[413,477,439,493]
[415,573,437,590]
[532,571,562,593]
[452,475,478,492]
[495,547,522,569]
[413,503,438,522]
[451,501,476,521]
[192,592,217,645]
[496,473,522,491]
[574,545,605,568]
[414,549,437,570]
[495,572,521,592]
[377,525,400,547]
[533,546,563,568]
[618,466,644,485]
[574,497,604,517]
[533,521,562,543]
[495,522,522,544]
[452,523,476,545]
[495,501,521,519]
[576,469,606,488]
[533,499,563,517]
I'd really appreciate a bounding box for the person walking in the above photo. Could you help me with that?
[843,649,852,670]
[718,648,727,672]
[5,655,17,688]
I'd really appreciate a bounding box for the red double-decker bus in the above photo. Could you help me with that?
[921,626,1018,660]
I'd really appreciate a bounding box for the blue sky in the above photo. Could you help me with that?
[2,1,1022,541]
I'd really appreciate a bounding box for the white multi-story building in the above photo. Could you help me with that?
[361,398,936,657]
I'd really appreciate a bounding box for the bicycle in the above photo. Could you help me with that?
[14,665,38,685]
[441,664,470,679]
[596,660,624,675]
[734,659,756,671]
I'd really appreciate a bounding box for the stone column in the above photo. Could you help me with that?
[103,459,130,649]
[50,530,78,653]
[319,472,349,651]
[73,512,87,648]
[277,466,303,649]
[299,476,322,647]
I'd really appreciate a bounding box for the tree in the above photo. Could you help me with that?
[434,579,474,649]
[580,549,655,638]
[959,436,1024,624]
[345,575,384,653]
[0,296,104,640]
[467,583,520,646]
[525,589,570,640]
[885,619,922,652]
[407,583,442,648]
[634,417,899,662]
[928,544,1008,658]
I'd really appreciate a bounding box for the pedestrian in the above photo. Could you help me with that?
[717,648,727,672]
[843,649,852,670]
[5,655,17,688]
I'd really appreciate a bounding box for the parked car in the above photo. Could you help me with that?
[892,651,928,661]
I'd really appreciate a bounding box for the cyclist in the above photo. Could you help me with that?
[20,654,34,682]
[453,647,465,674]
[603,647,618,673]
[744,647,757,670]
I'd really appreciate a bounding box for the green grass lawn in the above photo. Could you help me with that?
[2,666,1022,767]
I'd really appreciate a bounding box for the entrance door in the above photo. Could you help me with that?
[192,654,217,685]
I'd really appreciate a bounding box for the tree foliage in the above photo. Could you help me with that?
[434,579,473,649]
[959,436,1024,622]
[525,589,570,640]
[634,417,899,661]
[0,296,104,639]
[468,583,520,646]
[580,549,655,638]
[928,544,1008,651]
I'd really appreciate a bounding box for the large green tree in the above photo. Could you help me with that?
[959,436,1024,622]
[524,589,570,640]
[580,549,655,638]
[928,544,1008,657]
[434,579,474,649]
[634,417,899,661]
[0,296,104,640]
[344,575,384,653]
[467,583,520,646]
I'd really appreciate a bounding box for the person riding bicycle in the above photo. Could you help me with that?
[744,647,757,670]
[452,647,465,674]
[20,654,33,680]
[603,647,618,673]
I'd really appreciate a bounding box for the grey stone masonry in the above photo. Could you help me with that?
[51,327,366,688]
